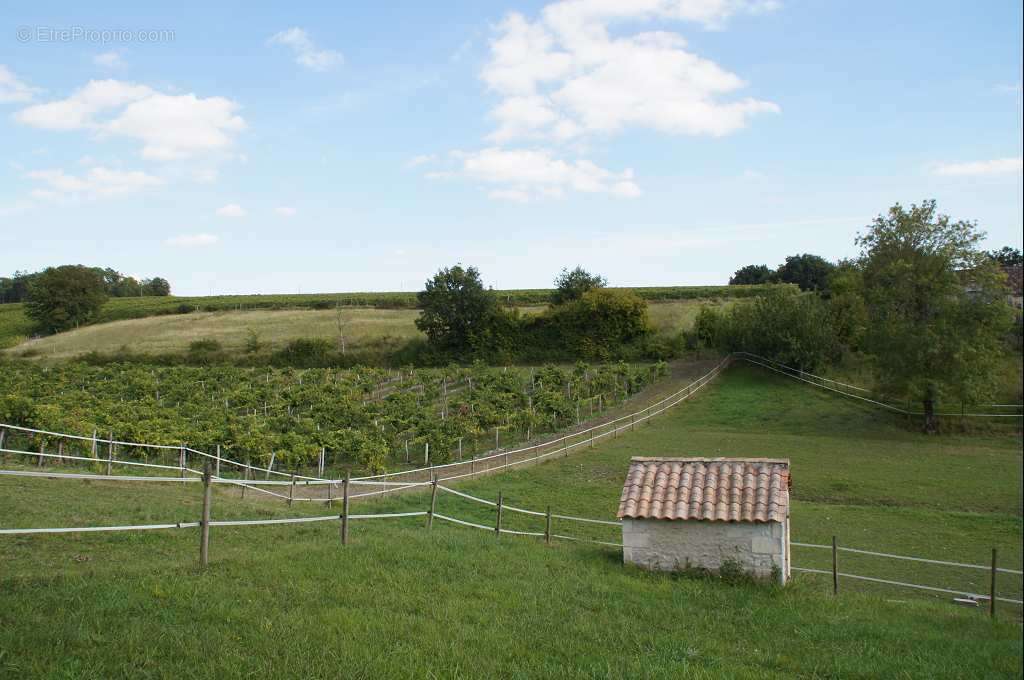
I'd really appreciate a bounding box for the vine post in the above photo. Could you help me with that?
[199,461,212,568]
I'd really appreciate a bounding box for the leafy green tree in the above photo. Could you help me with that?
[551,266,607,304]
[855,200,1013,432]
[987,246,1023,267]
[777,253,835,292]
[728,264,777,285]
[542,288,650,360]
[695,287,838,370]
[416,265,506,357]
[25,265,108,333]
[143,277,172,296]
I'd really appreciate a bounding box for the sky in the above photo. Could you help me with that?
[1,1,1022,296]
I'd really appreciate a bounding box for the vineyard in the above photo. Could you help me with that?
[0,360,667,477]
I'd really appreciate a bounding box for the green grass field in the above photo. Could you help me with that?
[1,363,1021,678]
[0,284,774,350]
[4,299,725,360]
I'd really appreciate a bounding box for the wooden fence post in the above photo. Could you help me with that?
[426,476,438,529]
[288,473,296,506]
[831,536,839,596]
[545,505,552,545]
[199,462,212,568]
[327,481,333,508]
[215,444,221,477]
[106,433,114,476]
[242,460,249,498]
[495,491,503,537]
[37,439,44,467]
[990,548,998,619]
[341,471,350,545]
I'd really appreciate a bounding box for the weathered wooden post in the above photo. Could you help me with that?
[199,462,213,568]
[990,548,998,619]
[426,475,438,529]
[831,536,839,596]
[106,433,114,476]
[341,470,350,545]
[327,480,333,508]
[495,491,503,537]
[179,444,186,478]
[545,505,552,545]
[215,444,221,477]
[241,460,249,499]
[288,473,296,506]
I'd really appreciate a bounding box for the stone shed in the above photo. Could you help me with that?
[617,457,791,584]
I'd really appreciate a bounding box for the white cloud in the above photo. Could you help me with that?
[275,206,297,217]
[488,188,532,202]
[26,165,163,200]
[216,203,246,218]
[165,233,220,248]
[453,146,641,200]
[268,28,344,71]
[0,65,40,103]
[15,80,245,160]
[932,157,1023,177]
[94,51,125,68]
[480,1,779,144]
[405,154,436,168]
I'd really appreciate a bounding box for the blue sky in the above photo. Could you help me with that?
[1,1,1021,295]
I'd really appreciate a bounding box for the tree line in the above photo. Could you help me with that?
[702,200,1019,432]
[6,265,171,334]
[1,266,170,305]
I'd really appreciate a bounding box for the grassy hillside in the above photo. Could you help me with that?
[0,283,777,350]
[5,299,724,360]
[1,363,1020,678]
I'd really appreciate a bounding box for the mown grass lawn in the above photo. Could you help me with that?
[1,363,1021,678]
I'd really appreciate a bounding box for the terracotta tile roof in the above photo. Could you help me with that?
[617,458,790,523]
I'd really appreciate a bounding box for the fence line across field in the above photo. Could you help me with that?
[792,541,1024,575]
[732,352,1024,419]
[791,567,1023,605]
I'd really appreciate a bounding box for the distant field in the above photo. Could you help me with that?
[0,283,779,349]
[5,299,728,360]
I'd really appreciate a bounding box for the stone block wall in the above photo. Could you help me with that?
[622,518,789,583]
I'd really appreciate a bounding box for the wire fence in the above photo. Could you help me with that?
[732,352,1024,420]
[3,466,1021,617]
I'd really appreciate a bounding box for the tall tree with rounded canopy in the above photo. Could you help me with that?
[728,264,776,285]
[855,200,1012,432]
[25,265,108,334]
[416,265,502,356]
[552,266,606,305]
[777,253,834,291]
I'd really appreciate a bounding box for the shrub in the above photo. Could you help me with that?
[271,338,335,368]
[694,288,839,370]
[188,339,222,353]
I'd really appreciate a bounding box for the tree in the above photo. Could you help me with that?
[777,253,834,292]
[987,246,1023,267]
[24,265,108,333]
[552,266,607,304]
[728,264,776,285]
[416,265,506,356]
[142,277,172,296]
[855,200,1013,432]
[542,288,650,360]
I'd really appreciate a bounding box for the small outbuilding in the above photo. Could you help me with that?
[617,457,791,584]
